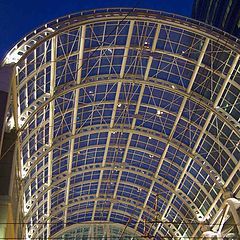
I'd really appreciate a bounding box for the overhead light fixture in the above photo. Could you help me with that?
[157,110,164,116]
[5,50,22,64]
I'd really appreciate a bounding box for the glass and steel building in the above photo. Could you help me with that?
[1,8,240,239]
[192,0,240,38]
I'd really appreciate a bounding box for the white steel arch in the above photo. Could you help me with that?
[3,8,240,239]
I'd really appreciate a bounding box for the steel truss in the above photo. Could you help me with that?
[3,8,240,240]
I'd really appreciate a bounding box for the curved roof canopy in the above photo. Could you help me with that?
[5,8,240,239]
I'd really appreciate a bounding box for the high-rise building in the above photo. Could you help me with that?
[0,8,240,239]
[192,0,240,38]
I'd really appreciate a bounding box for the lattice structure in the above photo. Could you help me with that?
[3,8,240,239]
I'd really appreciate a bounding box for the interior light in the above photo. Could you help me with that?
[157,110,163,116]
[5,50,22,64]
[203,231,218,237]
[7,116,15,130]
[144,41,150,49]
[18,115,26,128]
[22,168,28,179]
[47,27,55,32]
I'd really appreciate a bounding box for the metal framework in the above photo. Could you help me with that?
[3,8,240,239]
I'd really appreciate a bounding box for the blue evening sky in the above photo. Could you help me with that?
[0,0,194,59]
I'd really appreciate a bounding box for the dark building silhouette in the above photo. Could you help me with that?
[192,0,240,38]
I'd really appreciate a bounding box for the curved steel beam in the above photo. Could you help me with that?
[63,24,86,228]
[24,165,201,226]
[22,144,214,203]
[8,9,240,240]
[91,20,135,221]
[17,45,231,91]
[28,194,183,239]
[20,99,238,175]
[46,35,57,238]
[18,78,240,138]
[5,9,239,66]
[50,222,144,239]
[50,193,193,234]
[22,124,224,188]
[135,37,209,229]
[153,52,240,236]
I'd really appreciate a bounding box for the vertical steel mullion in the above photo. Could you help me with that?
[46,36,57,238]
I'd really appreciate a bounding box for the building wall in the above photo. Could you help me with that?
[0,65,13,155]
[0,197,15,239]
[192,0,240,38]
[0,64,21,239]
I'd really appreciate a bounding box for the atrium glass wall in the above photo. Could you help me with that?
[3,9,240,239]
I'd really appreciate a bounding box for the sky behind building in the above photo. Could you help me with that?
[0,0,193,59]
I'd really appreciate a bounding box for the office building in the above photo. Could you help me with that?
[192,0,240,38]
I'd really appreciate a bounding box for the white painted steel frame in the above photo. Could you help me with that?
[5,9,240,239]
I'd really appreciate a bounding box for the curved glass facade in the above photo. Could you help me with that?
[4,9,240,239]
